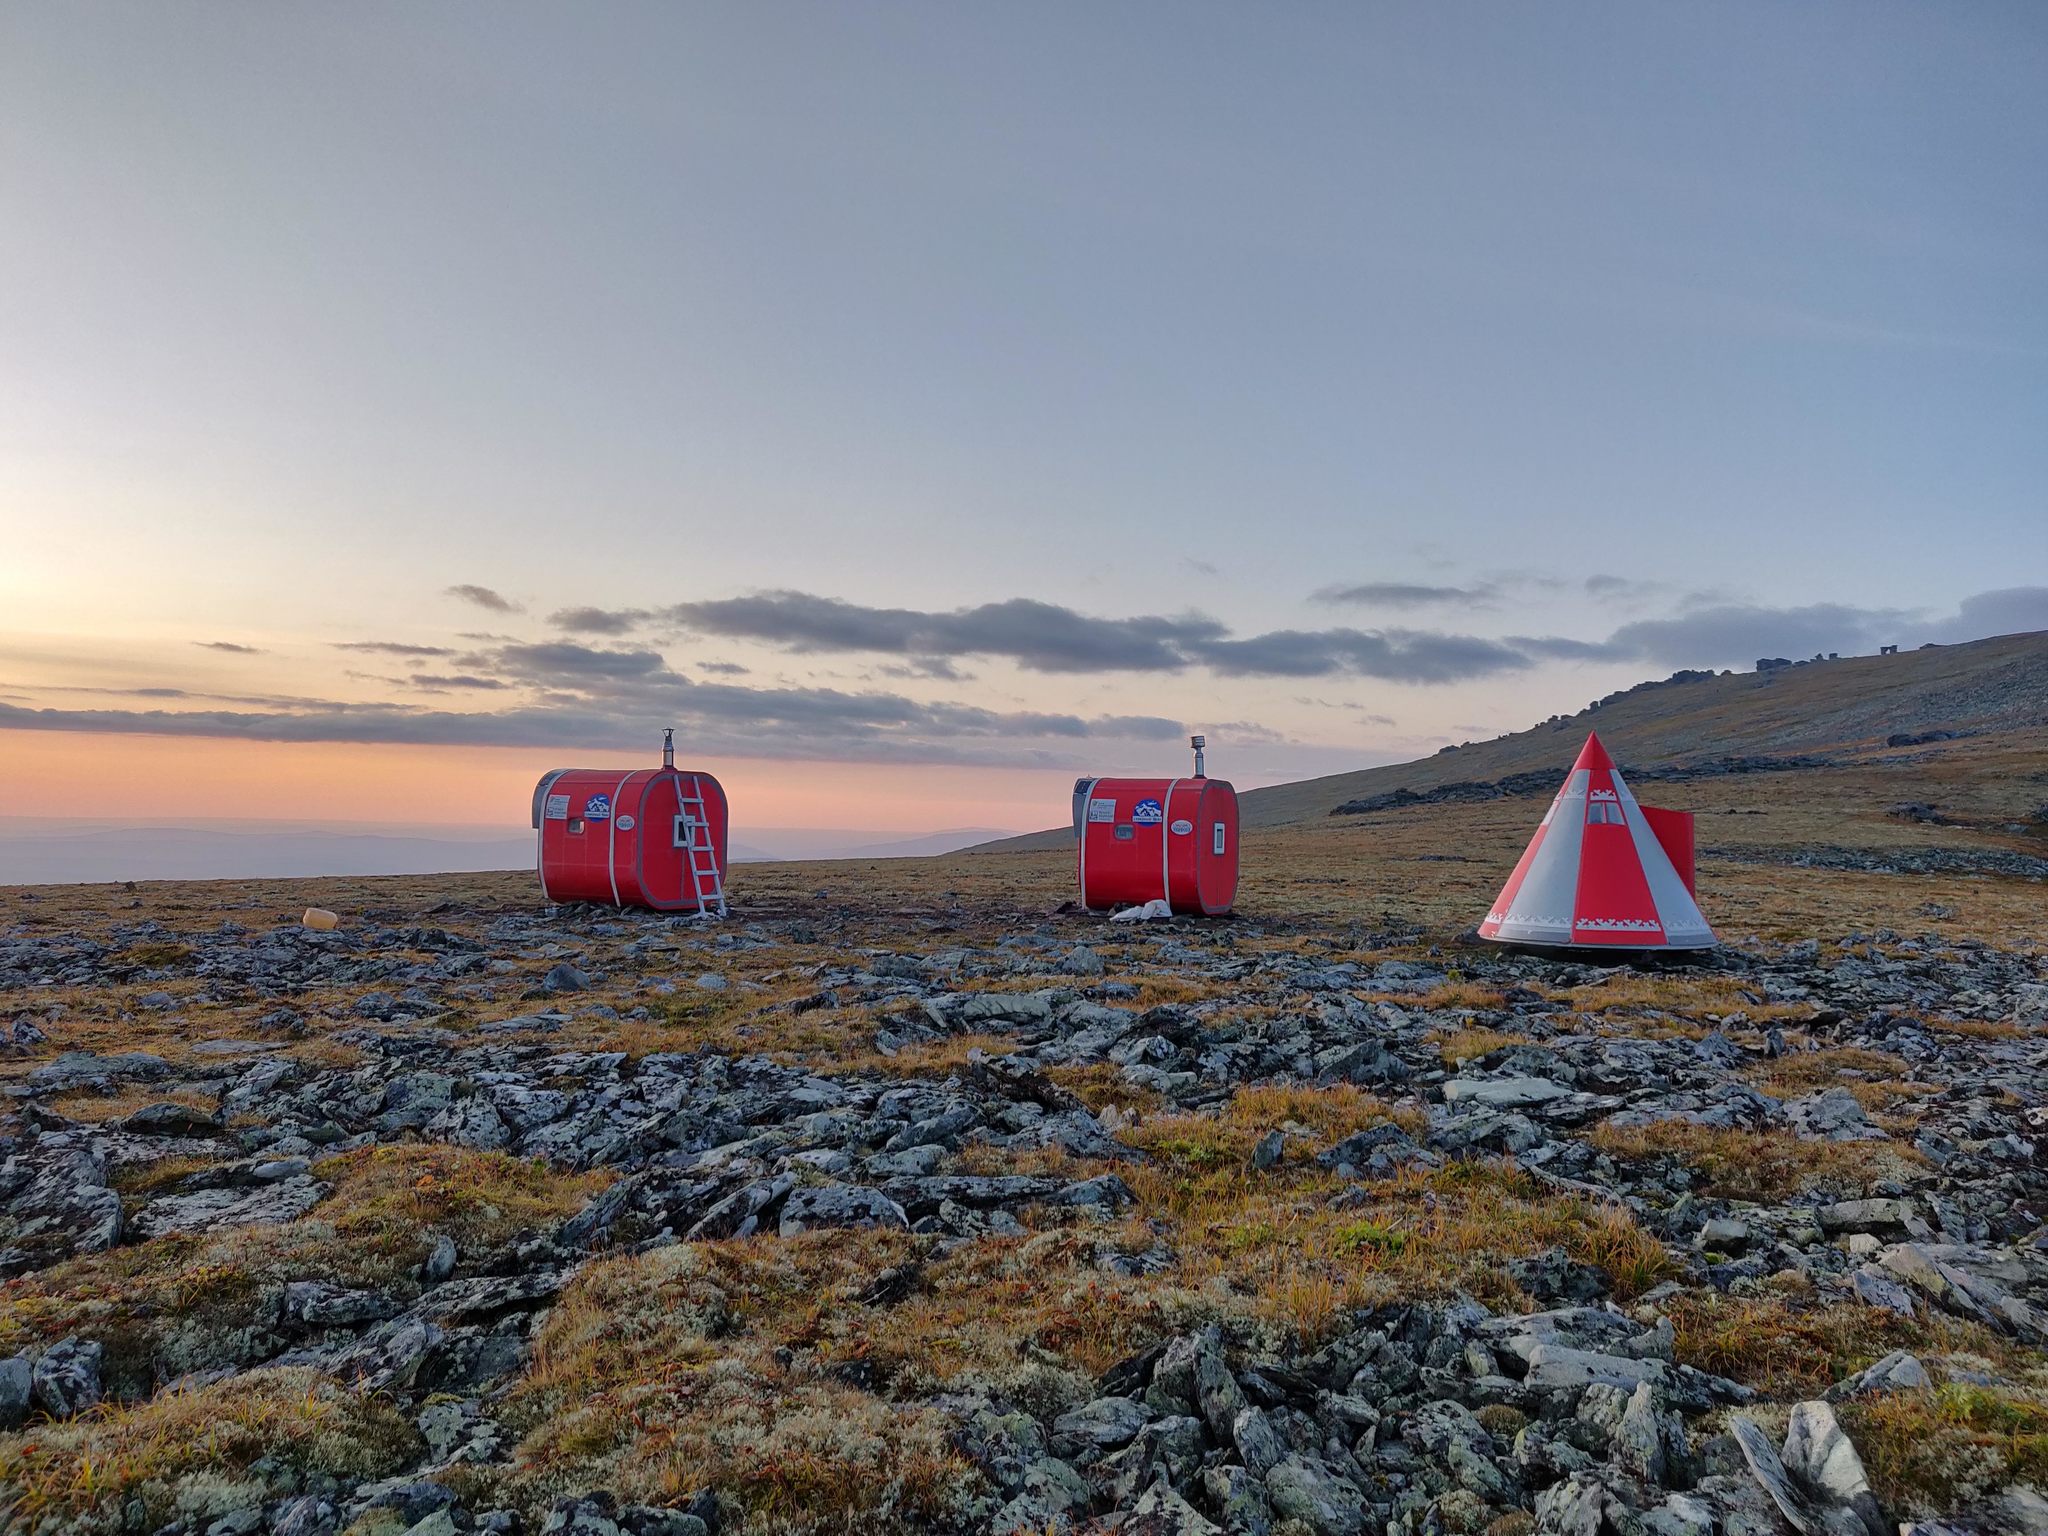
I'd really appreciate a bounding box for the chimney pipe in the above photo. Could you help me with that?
[662,728,675,769]
[1190,734,1207,778]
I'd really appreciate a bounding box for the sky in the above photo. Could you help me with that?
[1,2,2044,846]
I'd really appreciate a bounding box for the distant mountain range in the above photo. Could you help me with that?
[0,819,1021,885]
[836,828,1019,860]
[0,822,536,885]
[727,827,1019,862]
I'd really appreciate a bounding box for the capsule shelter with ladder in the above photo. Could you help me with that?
[1074,735,1240,915]
[533,731,729,915]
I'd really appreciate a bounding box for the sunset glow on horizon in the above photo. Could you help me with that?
[0,729,1079,836]
[2,5,2042,877]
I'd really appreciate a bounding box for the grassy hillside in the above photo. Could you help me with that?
[977,629,2048,853]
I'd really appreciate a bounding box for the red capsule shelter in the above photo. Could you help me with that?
[533,732,729,914]
[1074,737,1239,915]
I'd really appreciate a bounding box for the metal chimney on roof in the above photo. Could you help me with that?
[1190,734,1207,778]
[662,728,675,769]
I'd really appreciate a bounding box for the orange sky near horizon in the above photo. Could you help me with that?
[0,730,1072,833]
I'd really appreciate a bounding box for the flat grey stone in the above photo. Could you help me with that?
[1524,1344,1669,1392]
[130,1176,330,1240]
[777,1184,909,1236]
[1443,1075,1571,1109]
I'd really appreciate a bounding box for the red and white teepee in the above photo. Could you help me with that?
[1479,732,1717,951]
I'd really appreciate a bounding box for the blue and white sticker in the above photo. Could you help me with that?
[1131,797,1164,826]
[1170,818,1193,836]
[584,793,612,822]
[615,814,635,832]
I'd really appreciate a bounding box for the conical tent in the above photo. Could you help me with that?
[1479,732,1717,950]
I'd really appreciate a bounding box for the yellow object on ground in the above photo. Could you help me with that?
[301,908,339,931]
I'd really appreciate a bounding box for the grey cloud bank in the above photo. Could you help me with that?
[445,585,521,614]
[330,641,458,658]
[614,586,2048,682]
[0,626,1190,768]
[1603,588,2048,667]
[8,586,2041,766]
[667,592,1228,675]
[663,592,1529,683]
[1312,582,1498,608]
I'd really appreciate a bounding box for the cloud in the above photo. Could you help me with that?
[548,606,653,635]
[667,591,1228,673]
[1291,697,1397,726]
[667,590,1531,683]
[0,619,1197,767]
[1582,573,1638,597]
[1600,602,1910,666]
[492,642,668,683]
[1191,628,1531,682]
[1565,587,2048,669]
[407,674,511,691]
[877,657,972,682]
[1312,582,1497,608]
[1198,718,1289,745]
[195,641,263,654]
[445,584,521,613]
[1508,634,1632,662]
[0,681,1187,767]
[331,641,456,657]
[1083,714,1185,740]
[28,683,359,710]
[11,583,2039,773]
[697,661,750,676]
[1922,587,2048,645]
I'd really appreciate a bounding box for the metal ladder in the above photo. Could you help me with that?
[678,784,727,917]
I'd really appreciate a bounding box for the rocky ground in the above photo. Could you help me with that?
[2,849,2046,1536]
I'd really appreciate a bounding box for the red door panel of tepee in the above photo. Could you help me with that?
[1571,774,1663,942]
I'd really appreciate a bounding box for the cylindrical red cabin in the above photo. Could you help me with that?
[533,733,729,913]
[1074,738,1239,915]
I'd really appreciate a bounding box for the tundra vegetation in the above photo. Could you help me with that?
[2,731,2047,1536]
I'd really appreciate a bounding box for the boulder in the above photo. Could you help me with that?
[30,1337,101,1419]
[1265,1455,1368,1536]
[777,1184,909,1236]
[0,1355,30,1430]
[1052,1395,1152,1449]
[1784,1089,1884,1143]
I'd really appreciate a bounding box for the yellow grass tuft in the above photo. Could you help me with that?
[0,1369,419,1533]
[1585,1118,1927,1202]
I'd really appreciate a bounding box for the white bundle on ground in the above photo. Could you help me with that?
[1109,898,1173,923]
